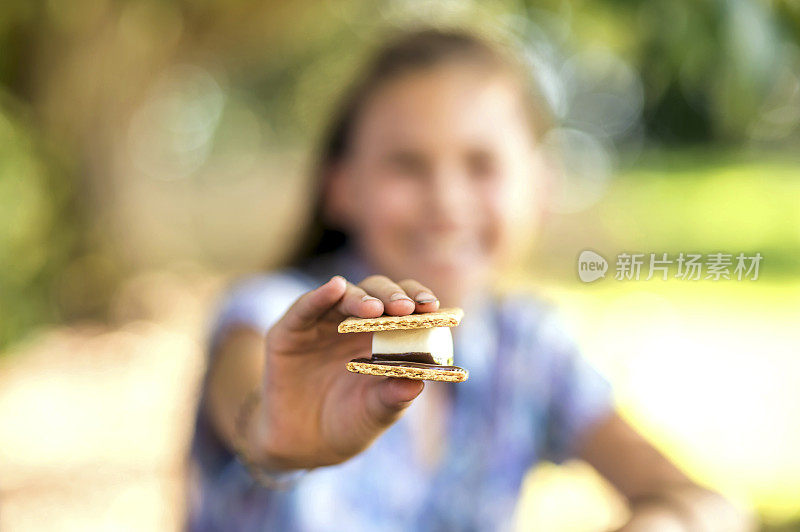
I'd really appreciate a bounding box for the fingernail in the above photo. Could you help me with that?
[389,292,413,302]
[415,292,437,303]
[361,295,380,302]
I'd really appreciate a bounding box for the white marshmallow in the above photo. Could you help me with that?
[372,326,454,365]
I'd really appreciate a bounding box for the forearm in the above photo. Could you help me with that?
[619,485,754,532]
[205,326,266,453]
[579,413,753,532]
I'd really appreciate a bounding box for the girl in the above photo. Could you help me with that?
[189,29,748,531]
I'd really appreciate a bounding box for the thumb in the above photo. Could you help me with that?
[274,275,347,333]
[364,378,425,427]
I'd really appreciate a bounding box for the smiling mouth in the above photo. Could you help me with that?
[412,233,485,266]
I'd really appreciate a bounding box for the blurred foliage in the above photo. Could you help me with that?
[0,95,81,348]
[584,0,800,145]
[0,0,798,350]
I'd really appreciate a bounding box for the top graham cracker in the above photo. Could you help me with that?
[338,308,464,333]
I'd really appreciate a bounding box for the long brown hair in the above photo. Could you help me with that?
[289,27,550,267]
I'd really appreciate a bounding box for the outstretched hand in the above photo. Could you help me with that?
[247,274,440,470]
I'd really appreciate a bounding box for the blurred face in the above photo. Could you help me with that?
[327,64,546,305]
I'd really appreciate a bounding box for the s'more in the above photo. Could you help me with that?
[338,308,468,383]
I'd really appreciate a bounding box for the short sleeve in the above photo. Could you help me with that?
[536,309,614,463]
[208,271,313,353]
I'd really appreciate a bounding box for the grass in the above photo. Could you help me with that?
[507,152,800,527]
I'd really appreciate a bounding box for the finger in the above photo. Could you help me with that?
[333,280,384,318]
[358,275,415,316]
[365,378,424,427]
[397,279,440,313]
[274,275,348,333]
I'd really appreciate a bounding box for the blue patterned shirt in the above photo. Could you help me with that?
[188,250,613,531]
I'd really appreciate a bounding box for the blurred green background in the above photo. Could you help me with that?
[0,0,798,530]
